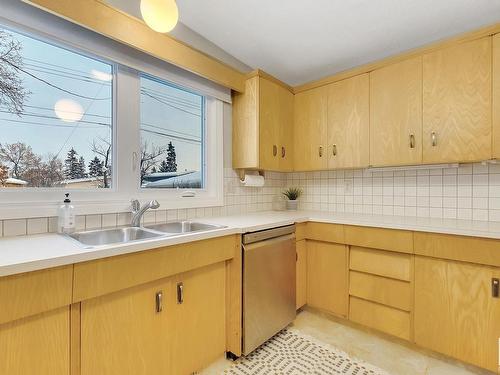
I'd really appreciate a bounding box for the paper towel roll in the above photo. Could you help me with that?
[241,174,265,187]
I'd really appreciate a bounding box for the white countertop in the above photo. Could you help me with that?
[2,210,500,277]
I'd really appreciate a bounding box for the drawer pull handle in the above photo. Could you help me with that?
[155,291,163,313]
[177,282,184,304]
[281,146,286,158]
[431,132,437,147]
[493,278,499,298]
[409,134,415,149]
[318,146,323,157]
[272,145,277,157]
[332,144,337,156]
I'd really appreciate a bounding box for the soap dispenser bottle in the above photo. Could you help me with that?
[58,193,76,234]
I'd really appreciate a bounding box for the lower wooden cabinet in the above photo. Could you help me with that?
[349,297,411,341]
[81,262,226,375]
[414,256,500,372]
[170,262,226,375]
[306,240,348,317]
[81,277,172,375]
[0,307,70,375]
[296,239,307,309]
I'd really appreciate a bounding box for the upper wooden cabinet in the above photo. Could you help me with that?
[293,86,328,171]
[370,58,423,167]
[327,74,370,169]
[233,71,294,171]
[422,37,492,163]
[493,33,500,158]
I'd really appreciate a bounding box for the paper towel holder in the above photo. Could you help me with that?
[238,169,264,181]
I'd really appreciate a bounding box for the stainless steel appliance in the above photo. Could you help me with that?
[242,225,296,355]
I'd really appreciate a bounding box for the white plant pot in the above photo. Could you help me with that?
[286,200,298,211]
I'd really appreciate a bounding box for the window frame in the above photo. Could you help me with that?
[0,5,224,220]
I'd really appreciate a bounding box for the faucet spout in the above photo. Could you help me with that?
[130,199,160,227]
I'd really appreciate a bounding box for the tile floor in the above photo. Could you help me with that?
[201,309,492,375]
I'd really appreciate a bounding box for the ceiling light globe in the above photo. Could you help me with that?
[140,0,179,33]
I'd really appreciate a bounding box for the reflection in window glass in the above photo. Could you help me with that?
[0,26,113,189]
[140,75,204,189]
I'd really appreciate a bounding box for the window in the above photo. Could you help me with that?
[0,26,113,189]
[0,5,224,219]
[140,75,205,189]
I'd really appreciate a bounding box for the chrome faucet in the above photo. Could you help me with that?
[130,199,160,227]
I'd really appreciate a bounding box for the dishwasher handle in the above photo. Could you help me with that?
[243,233,295,251]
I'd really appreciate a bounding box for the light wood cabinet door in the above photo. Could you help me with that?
[81,278,173,375]
[259,77,281,171]
[278,85,294,171]
[370,58,423,167]
[306,241,348,317]
[493,33,500,158]
[0,307,70,375]
[259,78,294,171]
[294,86,328,171]
[296,239,307,309]
[170,262,226,375]
[422,37,491,163]
[327,74,369,169]
[232,76,259,169]
[415,256,500,372]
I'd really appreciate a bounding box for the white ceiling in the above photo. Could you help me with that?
[109,0,500,86]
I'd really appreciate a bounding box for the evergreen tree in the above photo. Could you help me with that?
[159,142,177,172]
[64,148,80,179]
[151,166,157,174]
[88,156,104,177]
[77,156,87,178]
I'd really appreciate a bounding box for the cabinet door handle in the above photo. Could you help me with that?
[177,282,184,304]
[281,146,286,158]
[318,146,323,157]
[431,132,437,147]
[409,134,415,149]
[332,144,337,156]
[272,145,277,157]
[155,291,163,313]
[493,278,499,298]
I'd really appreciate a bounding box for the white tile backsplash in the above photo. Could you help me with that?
[3,219,27,237]
[287,163,500,222]
[6,163,500,238]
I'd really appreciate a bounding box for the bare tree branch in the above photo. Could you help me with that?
[0,30,30,115]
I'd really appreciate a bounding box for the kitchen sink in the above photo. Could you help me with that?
[68,227,165,247]
[145,221,226,234]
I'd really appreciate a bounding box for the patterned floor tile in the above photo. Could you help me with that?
[225,328,390,375]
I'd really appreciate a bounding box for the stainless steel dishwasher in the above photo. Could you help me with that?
[242,225,296,355]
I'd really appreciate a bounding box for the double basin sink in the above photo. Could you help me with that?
[68,221,226,248]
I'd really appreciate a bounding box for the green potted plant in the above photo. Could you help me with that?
[282,187,302,211]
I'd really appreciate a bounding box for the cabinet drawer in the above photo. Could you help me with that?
[414,232,500,267]
[0,266,73,324]
[345,225,413,253]
[350,247,411,281]
[349,271,411,311]
[349,297,410,340]
[305,222,344,243]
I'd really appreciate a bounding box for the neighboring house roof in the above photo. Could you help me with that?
[143,170,195,183]
[56,176,103,184]
[5,177,28,185]
[142,171,202,188]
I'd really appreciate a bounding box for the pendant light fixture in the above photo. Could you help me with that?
[140,0,179,33]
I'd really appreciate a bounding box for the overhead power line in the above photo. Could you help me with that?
[0,57,111,101]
